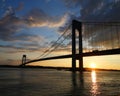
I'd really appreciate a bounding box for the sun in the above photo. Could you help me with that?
[90,63,96,69]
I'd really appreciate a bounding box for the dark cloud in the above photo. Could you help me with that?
[80,0,120,21]
[63,0,120,21]
[0,43,42,53]
[0,15,26,41]
[0,32,46,53]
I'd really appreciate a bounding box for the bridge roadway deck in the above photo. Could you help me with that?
[23,48,120,65]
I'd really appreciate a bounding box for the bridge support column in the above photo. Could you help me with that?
[78,22,83,72]
[22,54,26,66]
[72,20,76,72]
[72,20,83,72]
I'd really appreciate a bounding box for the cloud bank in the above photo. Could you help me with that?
[0,6,68,40]
[63,0,120,21]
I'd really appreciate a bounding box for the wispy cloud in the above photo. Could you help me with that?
[25,8,67,28]
[0,6,68,42]
[0,33,47,52]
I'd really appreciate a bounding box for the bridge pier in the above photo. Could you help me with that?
[72,20,83,72]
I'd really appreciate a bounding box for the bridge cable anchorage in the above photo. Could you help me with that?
[34,24,72,59]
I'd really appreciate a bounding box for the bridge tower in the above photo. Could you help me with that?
[22,54,26,66]
[72,20,83,72]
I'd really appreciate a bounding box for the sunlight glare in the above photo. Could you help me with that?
[90,63,96,69]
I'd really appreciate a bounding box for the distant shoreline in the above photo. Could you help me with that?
[0,65,120,72]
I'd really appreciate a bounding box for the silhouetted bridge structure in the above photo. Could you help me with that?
[21,20,120,72]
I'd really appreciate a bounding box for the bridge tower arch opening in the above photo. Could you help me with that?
[72,20,83,72]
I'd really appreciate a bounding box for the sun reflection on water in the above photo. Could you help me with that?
[91,70,96,83]
[91,70,100,95]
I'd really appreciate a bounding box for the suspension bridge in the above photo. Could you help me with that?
[20,20,120,72]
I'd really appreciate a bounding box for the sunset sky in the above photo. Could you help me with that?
[0,0,120,70]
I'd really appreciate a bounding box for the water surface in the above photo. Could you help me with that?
[0,68,120,96]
